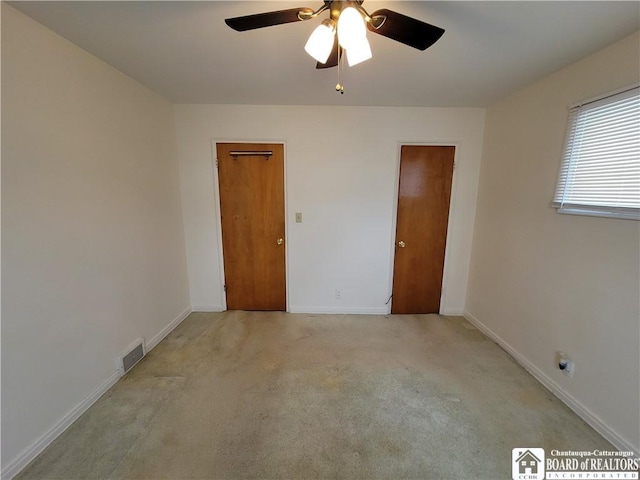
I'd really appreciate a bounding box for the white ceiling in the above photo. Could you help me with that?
[9,1,640,107]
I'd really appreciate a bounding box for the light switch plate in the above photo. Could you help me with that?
[295,212,302,223]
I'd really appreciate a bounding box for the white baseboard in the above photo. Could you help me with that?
[463,310,640,457]
[440,307,464,316]
[146,306,192,352]
[2,306,194,480]
[288,306,389,315]
[191,305,225,312]
[1,372,120,480]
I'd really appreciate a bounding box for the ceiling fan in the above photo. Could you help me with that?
[225,1,444,76]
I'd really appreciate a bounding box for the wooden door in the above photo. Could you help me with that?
[391,146,455,314]
[216,143,286,311]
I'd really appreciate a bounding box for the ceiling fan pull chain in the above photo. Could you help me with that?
[335,47,345,94]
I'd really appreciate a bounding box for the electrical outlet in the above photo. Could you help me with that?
[335,289,341,300]
[557,351,575,377]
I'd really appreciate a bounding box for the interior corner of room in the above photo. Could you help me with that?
[1,1,639,478]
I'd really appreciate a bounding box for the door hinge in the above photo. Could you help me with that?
[453,161,456,171]
[216,159,219,168]
[223,284,227,292]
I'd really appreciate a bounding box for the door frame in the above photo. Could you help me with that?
[387,142,460,315]
[210,138,290,312]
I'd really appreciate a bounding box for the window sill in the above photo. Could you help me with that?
[553,206,640,221]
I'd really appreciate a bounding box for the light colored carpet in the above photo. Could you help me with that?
[16,312,612,479]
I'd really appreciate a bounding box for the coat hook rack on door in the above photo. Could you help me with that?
[229,150,273,160]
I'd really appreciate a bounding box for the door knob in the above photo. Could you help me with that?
[398,240,406,248]
[276,238,284,245]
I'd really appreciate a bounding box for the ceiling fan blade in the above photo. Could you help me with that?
[367,9,444,51]
[225,8,314,31]
[316,36,340,69]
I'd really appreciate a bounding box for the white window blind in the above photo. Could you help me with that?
[553,85,640,220]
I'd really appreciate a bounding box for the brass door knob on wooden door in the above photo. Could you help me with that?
[397,241,406,248]
[276,238,284,245]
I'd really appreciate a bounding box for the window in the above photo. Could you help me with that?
[553,85,640,220]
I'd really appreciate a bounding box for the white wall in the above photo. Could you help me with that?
[174,105,485,314]
[1,5,191,476]
[466,31,640,454]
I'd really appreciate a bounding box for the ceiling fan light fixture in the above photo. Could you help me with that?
[346,36,372,66]
[226,2,446,90]
[304,19,336,64]
[337,6,366,50]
